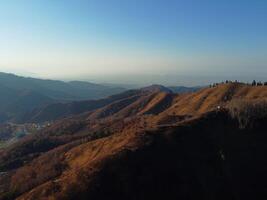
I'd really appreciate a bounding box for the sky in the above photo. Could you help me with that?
[0,0,266,85]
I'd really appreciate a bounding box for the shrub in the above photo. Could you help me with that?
[227,99,267,128]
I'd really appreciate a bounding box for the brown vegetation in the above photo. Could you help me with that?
[1,82,267,200]
[227,99,267,128]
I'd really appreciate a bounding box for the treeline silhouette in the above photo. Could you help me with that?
[210,80,267,88]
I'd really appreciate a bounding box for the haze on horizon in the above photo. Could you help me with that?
[0,0,266,85]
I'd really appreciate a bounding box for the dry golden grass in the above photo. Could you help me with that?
[153,83,267,125]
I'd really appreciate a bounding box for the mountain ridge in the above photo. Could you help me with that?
[0,72,199,124]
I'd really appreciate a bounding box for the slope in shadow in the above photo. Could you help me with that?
[15,110,267,200]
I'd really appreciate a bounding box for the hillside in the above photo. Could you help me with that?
[0,83,267,200]
[25,82,267,124]
[21,85,173,123]
[168,85,202,93]
[13,110,267,200]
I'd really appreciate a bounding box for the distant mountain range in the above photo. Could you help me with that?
[0,72,200,123]
[0,72,126,122]
[0,72,126,100]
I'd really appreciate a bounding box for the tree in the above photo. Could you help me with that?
[252,80,256,86]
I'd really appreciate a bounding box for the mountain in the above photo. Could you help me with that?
[12,110,267,200]
[0,86,55,123]
[19,85,173,123]
[1,82,267,200]
[21,82,266,124]
[0,72,125,100]
[0,72,201,124]
[0,72,125,123]
[19,89,144,123]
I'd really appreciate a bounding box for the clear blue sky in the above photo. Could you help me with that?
[0,0,266,84]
